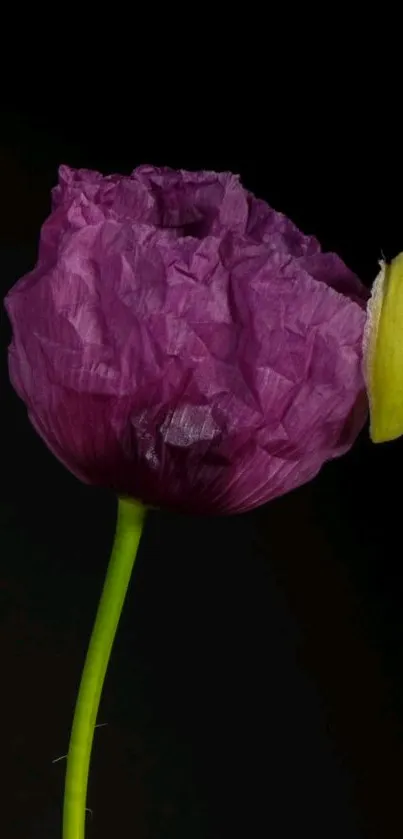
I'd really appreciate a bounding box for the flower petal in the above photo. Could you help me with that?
[364,253,403,443]
[5,166,368,513]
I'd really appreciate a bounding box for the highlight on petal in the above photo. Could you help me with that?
[364,253,403,443]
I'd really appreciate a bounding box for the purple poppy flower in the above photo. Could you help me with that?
[5,165,368,514]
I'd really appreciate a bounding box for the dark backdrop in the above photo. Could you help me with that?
[1,109,402,838]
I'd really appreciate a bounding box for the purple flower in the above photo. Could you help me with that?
[5,165,368,514]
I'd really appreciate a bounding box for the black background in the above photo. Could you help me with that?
[1,104,403,838]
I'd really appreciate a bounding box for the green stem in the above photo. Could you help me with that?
[63,497,146,839]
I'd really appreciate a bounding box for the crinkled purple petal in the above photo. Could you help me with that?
[5,165,368,514]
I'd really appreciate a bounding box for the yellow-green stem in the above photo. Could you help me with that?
[63,497,146,839]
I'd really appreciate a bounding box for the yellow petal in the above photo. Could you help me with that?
[365,252,403,443]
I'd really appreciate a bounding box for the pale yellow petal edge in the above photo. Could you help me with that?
[364,253,403,443]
